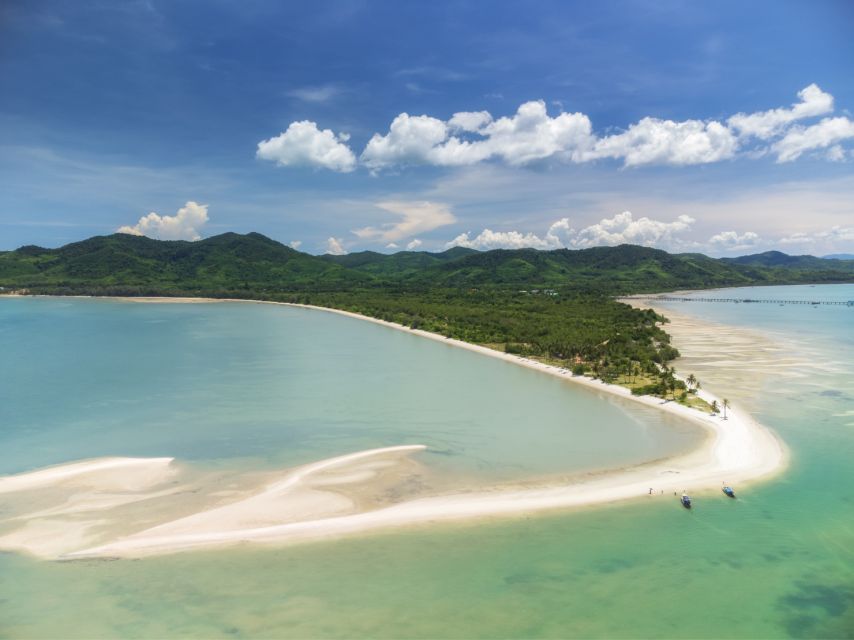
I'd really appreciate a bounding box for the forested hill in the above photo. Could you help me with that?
[389,245,853,290]
[1,232,853,295]
[721,250,854,270]
[320,246,477,278]
[0,232,371,291]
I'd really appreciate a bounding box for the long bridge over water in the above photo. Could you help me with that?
[628,296,854,307]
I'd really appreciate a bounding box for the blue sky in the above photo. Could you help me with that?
[1,0,853,255]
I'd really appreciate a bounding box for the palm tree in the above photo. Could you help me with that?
[711,400,719,414]
[722,398,730,420]
[686,374,697,392]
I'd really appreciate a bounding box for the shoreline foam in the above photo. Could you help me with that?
[0,294,788,559]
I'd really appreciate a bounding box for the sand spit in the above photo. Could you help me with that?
[0,457,177,494]
[0,446,427,559]
[0,295,788,559]
[61,390,782,559]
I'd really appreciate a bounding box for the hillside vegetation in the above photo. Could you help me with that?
[0,232,369,291]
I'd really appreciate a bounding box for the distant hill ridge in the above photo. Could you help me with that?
[1,232,852,295]
[720,250,851,270]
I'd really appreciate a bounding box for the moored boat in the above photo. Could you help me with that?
[680,493,692,509]
[722,486,736,498]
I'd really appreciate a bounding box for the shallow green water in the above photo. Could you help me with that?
[1,287,852,639]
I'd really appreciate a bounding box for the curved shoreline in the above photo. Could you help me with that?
[0,295,789,559]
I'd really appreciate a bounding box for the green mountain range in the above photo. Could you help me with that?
[2,232,851,295]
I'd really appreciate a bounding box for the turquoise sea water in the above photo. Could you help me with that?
[0,297,698,480]
[1,286,852,639]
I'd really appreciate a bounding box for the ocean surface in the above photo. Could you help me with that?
[1,286,852,638]
[0,297,699,480]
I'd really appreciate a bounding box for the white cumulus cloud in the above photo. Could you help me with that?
[568,211,695,248]
[360,114,449,170]
[447,228,560,251]
[325,237,347,255]
[587,118,737,166]
[406,238,423,250]
[707,230,762,252]
[117,201,209,241]
[361,101,594,170]
[772,116,854,163]
[289,240,303,250]
[353,200,456,243]
[471,101,594,166]
[257,121,356,172]
[728,83,834,139]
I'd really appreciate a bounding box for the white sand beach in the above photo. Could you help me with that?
[0,297,788,560]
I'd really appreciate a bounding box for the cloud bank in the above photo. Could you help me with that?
[258,84,853,172]
[117,201,209,241]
